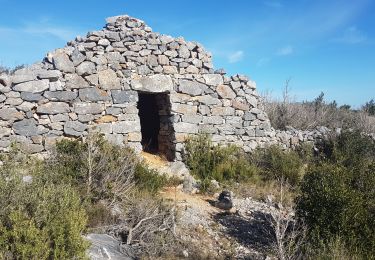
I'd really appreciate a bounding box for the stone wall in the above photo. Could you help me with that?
[0,15,274,160]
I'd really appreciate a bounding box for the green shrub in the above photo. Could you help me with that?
[321,130,374,167]
[134,163,167,193]
[85,202,117,228]
[0,166,88,259]
[184,134,259,191]
[304,236,362,260]
[252,145,304,187]
[297,162,375,258]
[53,134,138,203]
[297,131,375,258]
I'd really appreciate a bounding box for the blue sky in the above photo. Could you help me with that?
[0,0,374,107]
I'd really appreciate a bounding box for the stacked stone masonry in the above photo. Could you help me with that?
[0,15,277,161]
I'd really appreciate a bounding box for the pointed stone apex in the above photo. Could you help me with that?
[105,15,129,24]
[105,15,147,30]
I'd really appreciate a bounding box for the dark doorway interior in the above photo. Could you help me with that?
[138,93,160,153]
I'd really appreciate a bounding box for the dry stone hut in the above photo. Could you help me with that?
[0,15,274,161]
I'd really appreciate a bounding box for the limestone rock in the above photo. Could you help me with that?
[12,74,35,84]
[37,102,70,114]
[20,92,43,102]
[44,91,78,101]
[64,121,88,136]
[86,233,133,260]
[36,70,62,81]
[174,122,198,133]
[216,85,236,99]
[0,107,24,121]
[65,74,90,89]
[74,102,104,114]
[13,80,49,93]
[98,69,121,90]
[79,88,111,102]
[13,119,46,136]
[179,80,205,96]
[0,127,11,138]
[203,74,223,86]
[131,75,173,93]
[53,52,75,73]
[111,90,138,104]
[71,48,86,66]
[112,121,140,133]
[76,61,96,76]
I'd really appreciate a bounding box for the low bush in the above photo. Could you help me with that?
[304,236,362,260]
[107,189,177,258]
[252,145,304,187]
[0,134,176,259]
[184,134,259,191]
[134,163,168,194]
[262,86,375,133]
[0,157,88,259]
[297,131,375,258]
[53,134,138,205]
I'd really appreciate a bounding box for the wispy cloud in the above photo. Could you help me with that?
[228,50,244,63]
[0,18,80,42]
[276,45,293,56]
[334,26,367,44]
[264,1,283,8]
[23,24,79,42]
[256,57,271,67]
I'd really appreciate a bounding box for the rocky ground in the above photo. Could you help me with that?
[86,153,280,259]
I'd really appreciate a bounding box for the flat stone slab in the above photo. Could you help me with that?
[85,233,133,260]
[131,74,173,93]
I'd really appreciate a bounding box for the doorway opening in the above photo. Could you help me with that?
[137,92,175,160]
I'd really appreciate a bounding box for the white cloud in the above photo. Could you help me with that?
[276,45,293,56]
[334,26,366,44]
[228,50,244,63]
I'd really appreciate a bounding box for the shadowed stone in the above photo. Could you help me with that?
[44,91,78,101]
[64,121,88,136]
[79,88,111,102]
[111,90,138,103]
[20,92,43,102]
[13,119,47,136]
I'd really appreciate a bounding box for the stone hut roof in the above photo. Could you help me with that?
[0,15,274,160]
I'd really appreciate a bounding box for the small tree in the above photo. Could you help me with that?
[363,99,375,116]
[267,179,306,260]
